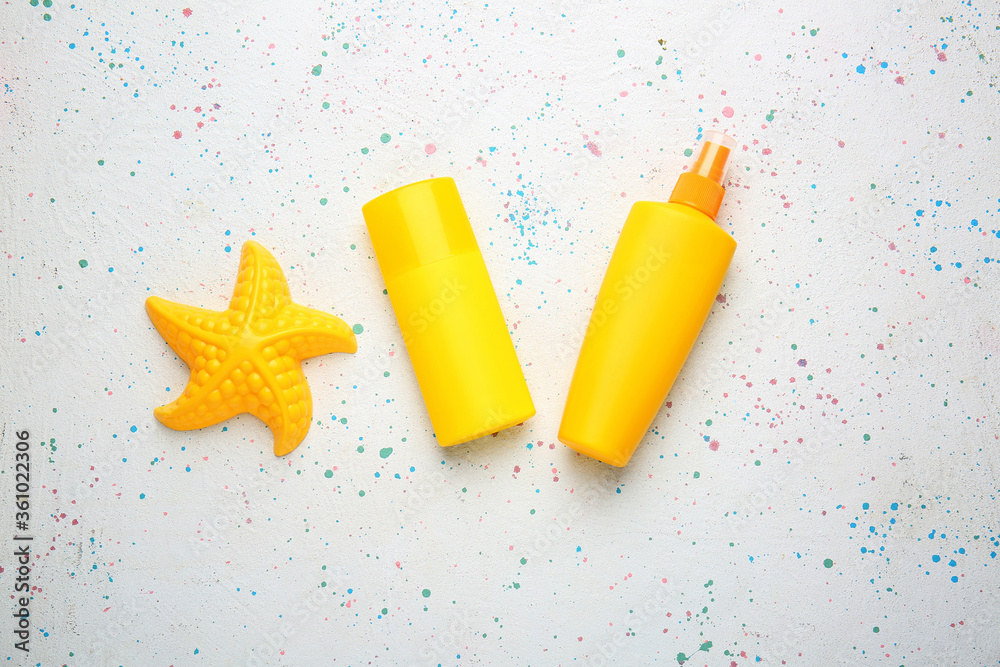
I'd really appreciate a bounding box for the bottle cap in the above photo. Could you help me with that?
[362,177,479,283]
[669,130,735,220]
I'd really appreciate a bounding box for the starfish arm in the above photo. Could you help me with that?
[152,356,246,431]
[146,297,230,367]
[228,241,292,335]
[259,304,358,361]
[246,357,313,456]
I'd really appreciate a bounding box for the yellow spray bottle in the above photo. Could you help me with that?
[558,131,737,466]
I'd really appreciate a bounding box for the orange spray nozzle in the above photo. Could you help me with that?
[690,130,735,185]
[668,130,737,220]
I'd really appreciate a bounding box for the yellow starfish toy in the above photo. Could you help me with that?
[146,240,357,456]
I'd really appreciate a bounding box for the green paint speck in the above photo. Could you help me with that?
[78,259,88,268]
[319,198,328,205]
[823,558,833,568]
[520,557,527,565]
[754,460,761,466]
[693,471,700,479]
[873,626,879,633]
[97,159,104,166]
[379,447,393,459]
[361,147,369,154]
[683,148,693,157]
[358,490,365,497]
[311,64,322,76]
[616,49,625,57]
[379,133,391,144]
[324,470,333,478]
[863,434,871,441]
[352,323,364,334]
[322,101,330,109]
[421,589,431,598]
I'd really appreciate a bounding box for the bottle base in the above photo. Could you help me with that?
[557,433,631,467]
[437,407,536,448]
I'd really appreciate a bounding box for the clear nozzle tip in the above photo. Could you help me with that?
[690,130,735,185]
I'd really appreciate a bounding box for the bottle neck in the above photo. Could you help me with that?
[668,172,725,220]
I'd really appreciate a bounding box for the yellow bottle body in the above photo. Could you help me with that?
[558,201,736,466]
[363,177,534,447]
[384,251,535,446]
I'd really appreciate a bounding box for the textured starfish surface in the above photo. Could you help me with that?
[146,241,357,456]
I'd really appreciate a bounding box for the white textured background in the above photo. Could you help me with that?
[2,0,999,665]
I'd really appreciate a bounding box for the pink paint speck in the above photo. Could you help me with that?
[619,91,628,97]
[937,51,947,62]
[722,106,734,118]
[895,76,906,85]
[709,440,720,451]
[173,130,182,139]
[585,141,602,157]
[424,143,436,155]
[182,7,192,17]
[837,140,845,148]
[754,53,762,61]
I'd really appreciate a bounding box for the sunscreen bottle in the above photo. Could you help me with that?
[363,177,535,447]
[558,131,737,466]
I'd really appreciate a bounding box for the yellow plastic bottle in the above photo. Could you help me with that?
[558,131,737,466]
[363,177,535,447]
